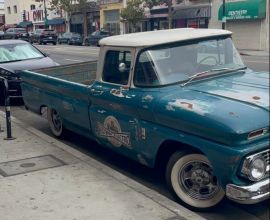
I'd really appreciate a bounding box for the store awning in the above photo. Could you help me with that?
[218,0,266,21]
[173,5,211,19]
[47,18,65,25]
[18,21,33,28]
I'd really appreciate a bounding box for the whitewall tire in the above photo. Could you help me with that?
[47,108,63,137]
[166,151,225,210]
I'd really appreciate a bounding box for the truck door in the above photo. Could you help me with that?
[89,48,145,158]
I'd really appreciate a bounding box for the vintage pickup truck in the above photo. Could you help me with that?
[19,28,269,210]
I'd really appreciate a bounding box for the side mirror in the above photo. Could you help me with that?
[118,62,126,73]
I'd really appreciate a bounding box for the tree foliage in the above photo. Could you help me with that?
[50,0,89,16]
[120,0,145,29]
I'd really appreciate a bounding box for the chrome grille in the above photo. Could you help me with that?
[262,149,270,172]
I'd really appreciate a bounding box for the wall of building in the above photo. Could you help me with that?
[209,0,269,51]
[100,1,124,34]
[4,0,41,25]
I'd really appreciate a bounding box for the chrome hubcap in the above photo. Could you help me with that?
[179,161,220,200]
[51,109,62,131]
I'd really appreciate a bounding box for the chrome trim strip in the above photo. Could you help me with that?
[226,178,270,204]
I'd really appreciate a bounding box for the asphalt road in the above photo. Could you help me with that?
[1,44,269,220]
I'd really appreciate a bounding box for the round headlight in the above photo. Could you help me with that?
[249,157,266,181]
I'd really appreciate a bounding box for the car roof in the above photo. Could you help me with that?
[0,40,29,45]
[99,28,232,48]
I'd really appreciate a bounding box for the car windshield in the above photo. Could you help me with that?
[72,33,80,37]
[134,37,245,87]
[15,28,27,33]
[0,43,44,63]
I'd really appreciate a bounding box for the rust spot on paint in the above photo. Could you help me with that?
[180,102,193,109]
[229,112,239,118]
[252,96,261,100]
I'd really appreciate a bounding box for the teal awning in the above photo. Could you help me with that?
[18,21,33,27]
[47,18,65,25]
[218,0,266,21]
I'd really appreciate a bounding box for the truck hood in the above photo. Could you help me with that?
[154,70,269,145]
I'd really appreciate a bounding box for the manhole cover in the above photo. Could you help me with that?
[0,155,65,177]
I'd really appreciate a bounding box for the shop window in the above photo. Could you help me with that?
[102,50,131,85]
[13,5,17,14]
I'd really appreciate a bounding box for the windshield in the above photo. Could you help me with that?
[0,43,44,63]
[15,28,27,33]
[134,37,245,87]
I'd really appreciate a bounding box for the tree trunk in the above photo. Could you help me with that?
[168,0,172,29]
[83,12,88,38]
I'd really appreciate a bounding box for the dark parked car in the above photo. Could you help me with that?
[0,31,4,39]
[84,30,110,46]
[58,32,83,45]
[4,28,29,41]
[0,40,58,105]
[29,29,57,45]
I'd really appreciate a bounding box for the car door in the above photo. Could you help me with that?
[5,29,13,39]
[89,48,146,158]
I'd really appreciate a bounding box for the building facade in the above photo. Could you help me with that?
[209,0,269,51]
[0,0,5,27]
[99,0,124,35]
[4,0,65,32]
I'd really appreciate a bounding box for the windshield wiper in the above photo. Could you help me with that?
[181,66,247,87]
[0,59,23,64]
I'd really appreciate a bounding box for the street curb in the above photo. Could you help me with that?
[0,110,205,220]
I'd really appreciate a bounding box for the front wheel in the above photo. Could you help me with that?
[47,108,64,137]
[166,152,225,211]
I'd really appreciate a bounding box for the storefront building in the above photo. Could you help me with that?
[99,0,124,35]
[142,0,211,31]
[211,0,269,51]
[70,6,100,37]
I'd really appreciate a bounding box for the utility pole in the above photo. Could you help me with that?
[43,0,48,28]
[222,0,226,29]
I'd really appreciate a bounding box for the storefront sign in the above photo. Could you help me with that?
[218,0,266,20]
[32,9,44,22]
[173,6,211,19]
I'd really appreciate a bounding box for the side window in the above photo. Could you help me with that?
[102,50,131,85]
[134,51,159,87]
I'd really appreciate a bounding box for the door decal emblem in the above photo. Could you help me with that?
[96,116,131,147]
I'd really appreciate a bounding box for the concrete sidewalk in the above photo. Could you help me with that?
[0,111,204,220]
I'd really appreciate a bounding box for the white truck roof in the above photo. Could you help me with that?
[99,28,232,48]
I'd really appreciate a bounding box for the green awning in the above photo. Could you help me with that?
[218,0,266,21]
[18,21,33,28]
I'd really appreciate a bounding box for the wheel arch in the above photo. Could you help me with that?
[154,139,203,171]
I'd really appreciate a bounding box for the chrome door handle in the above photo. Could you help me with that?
[90,88,103,95]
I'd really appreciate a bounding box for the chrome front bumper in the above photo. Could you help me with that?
[226,178,270,204]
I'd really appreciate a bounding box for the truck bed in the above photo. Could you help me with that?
[34,61,97,85]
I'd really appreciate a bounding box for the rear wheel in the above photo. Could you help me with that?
[166,151,225,211]
[47,108,64,137]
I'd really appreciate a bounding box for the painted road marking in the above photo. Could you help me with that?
[65,59,85,62]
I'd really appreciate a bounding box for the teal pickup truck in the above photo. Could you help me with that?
[20,29,269,210]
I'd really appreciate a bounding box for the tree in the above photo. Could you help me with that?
[145,0,183,29]
[50,0,89,32]
[120,0,145,33]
